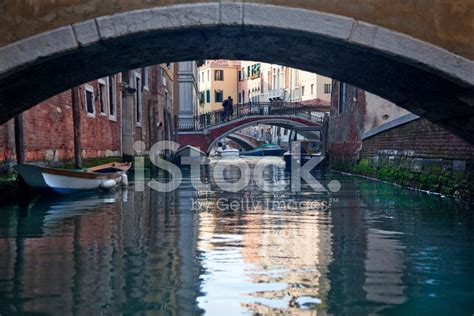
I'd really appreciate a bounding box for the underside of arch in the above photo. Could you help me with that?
[0,3,472,142]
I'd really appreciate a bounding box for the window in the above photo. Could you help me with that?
[311,84,315,95]
[206,90,210,103]
[215,89,224,103]
[207,70,210,81]
[98,79,107,114]
[142,67,148,90]
[339,82,347,114]
[248,64,261,79]
[302,86,305,96]
[201,72,205,83]
[84,85,95,116]
[238,71,242,81]
[215,70,224,81]
[108,76,116,119]
[135,74,142,125]
[324,83,331,94]
[164,91,169,111]
[161,68,166,86]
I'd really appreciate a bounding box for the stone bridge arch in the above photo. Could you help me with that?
[178,115,322,153]
[0,2,473,141]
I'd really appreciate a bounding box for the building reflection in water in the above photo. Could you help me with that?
[195,160,334,315]
[326,177,408,315]
[0,187,202,315]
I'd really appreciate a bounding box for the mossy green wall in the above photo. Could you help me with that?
[330,155,473,199]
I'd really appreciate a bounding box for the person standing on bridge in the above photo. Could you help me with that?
[222,97,229,122]
[222,96,233,122]
[228,97,234,120]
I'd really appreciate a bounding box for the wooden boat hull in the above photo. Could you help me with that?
[14,162,131,194]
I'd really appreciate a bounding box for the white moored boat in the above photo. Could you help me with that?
[14,162,131,194]
[216,147,240,157]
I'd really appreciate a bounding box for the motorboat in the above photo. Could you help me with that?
[240,144,285,157]
[14,162,131,194]
[215,147,240,157]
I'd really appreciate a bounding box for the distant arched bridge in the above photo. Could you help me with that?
[177,102,325,153]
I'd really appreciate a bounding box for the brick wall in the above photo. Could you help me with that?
[361,118,474,161]
[327,81,474,198]
[79,79,122,159]
[0,75,122,169]
[0,64,179,172]
[357,118,474,197]
[0,120,14,171]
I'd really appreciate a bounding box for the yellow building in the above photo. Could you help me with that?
[198,60,240,114]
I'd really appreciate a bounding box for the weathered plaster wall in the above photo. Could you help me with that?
[364,93,410,133]
[0,0,472,59]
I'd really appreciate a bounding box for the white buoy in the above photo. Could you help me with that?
[121,174,129,186]
[100,179,117,191]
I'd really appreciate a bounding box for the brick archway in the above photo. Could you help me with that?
[0,3,473,141]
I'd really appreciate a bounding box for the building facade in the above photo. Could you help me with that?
[175,61,200,129]
[259,64,332,103]
[238,61,262,104]
[299,71,332,102]
[0,64,177,172]
[198,60,240,114]
[198,59,332,108]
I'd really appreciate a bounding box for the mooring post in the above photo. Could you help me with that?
[14,113,25,164]
[71,86,82,169]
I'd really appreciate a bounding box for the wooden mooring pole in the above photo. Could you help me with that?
[71,87,82,169]
[14,113,25,164]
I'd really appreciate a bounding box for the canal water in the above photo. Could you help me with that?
[0,157,473,315]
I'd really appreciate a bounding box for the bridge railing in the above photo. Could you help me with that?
[178,102,325,131]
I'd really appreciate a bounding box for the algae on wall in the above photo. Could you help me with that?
[330,155,472,200]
